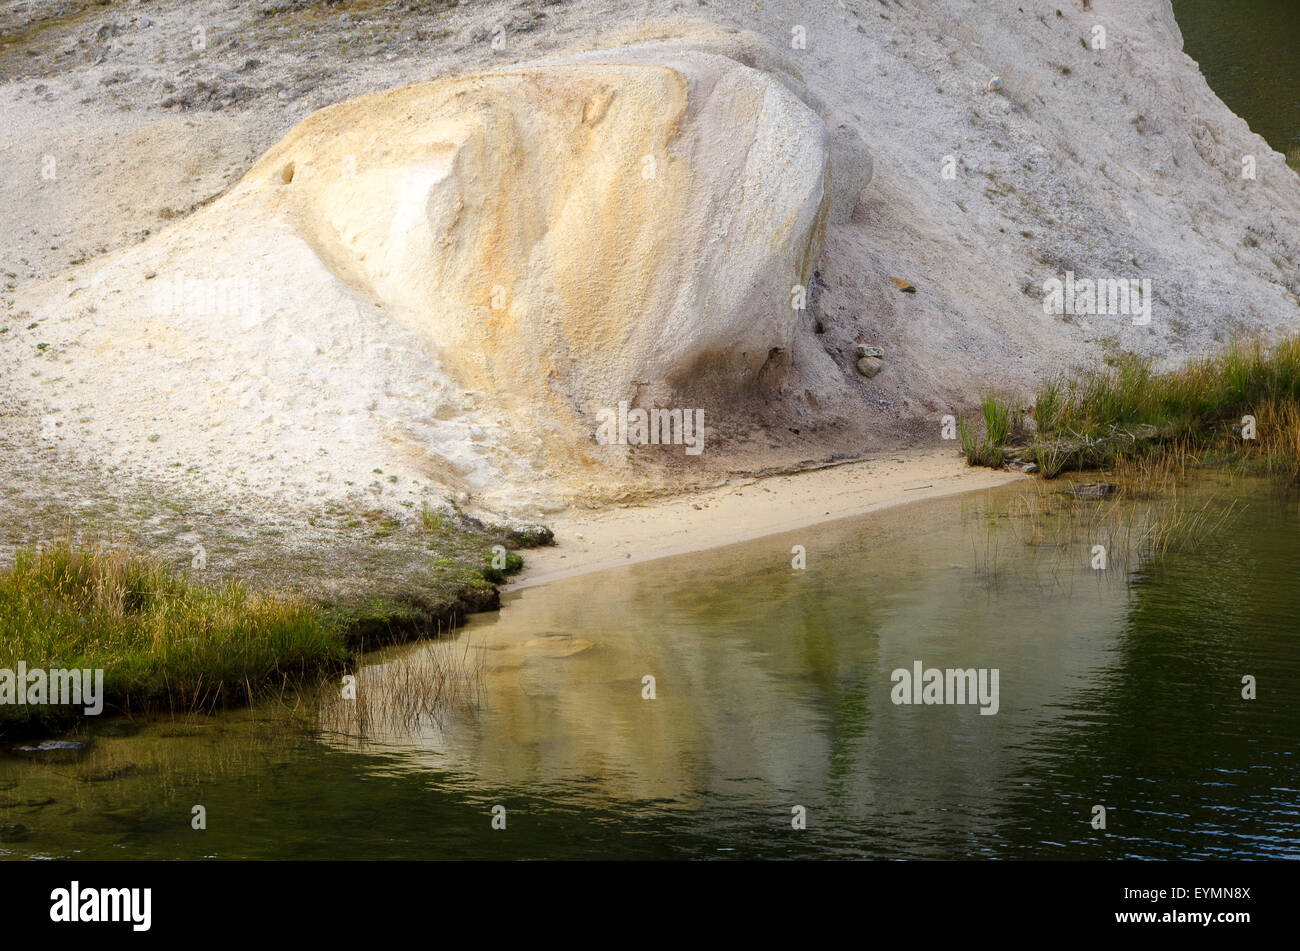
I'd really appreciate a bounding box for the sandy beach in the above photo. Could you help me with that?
[508,448,1026,589]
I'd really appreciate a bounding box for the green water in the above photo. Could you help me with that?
[2,475,1297,859]
[1173,0,1300,154]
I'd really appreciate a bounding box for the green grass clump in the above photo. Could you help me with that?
[1048,337,1300,444]
[960,394,1014,467]
[981,393,1014,446]
[1032,438,1070,478]
[420,502,450,533]
[962,335,1300,481]
[0,541,346,731]
[480,550,525,585]
[1033,375,1067,433]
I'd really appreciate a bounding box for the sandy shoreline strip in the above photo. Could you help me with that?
[508,448,1027,590]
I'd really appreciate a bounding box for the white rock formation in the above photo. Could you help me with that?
[248,42,833,421]
[10,35,843,514]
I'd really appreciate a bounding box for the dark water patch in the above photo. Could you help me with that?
[1173,0,1300,154]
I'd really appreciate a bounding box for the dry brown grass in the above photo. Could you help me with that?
[1248,397,1300,481]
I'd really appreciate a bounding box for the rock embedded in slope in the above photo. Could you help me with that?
[856,357,884,378]
[245,41,833,412]
[855,343,884,378]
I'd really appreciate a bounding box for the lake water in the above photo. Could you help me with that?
[3,475,1297,860]
[1172,0,1300,155]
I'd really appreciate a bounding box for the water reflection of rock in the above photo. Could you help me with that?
[2,480,1279,858]
[315,486,1138,825]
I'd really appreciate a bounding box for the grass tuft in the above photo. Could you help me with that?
[962,335,1300,482]
[960,394,1015,468]
[0,540,346,731]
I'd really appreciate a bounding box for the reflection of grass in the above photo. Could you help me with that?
[1148,493,1240,559]
[983,475,1241,591]
[1288,147,1299,172]
[318,635,485,738]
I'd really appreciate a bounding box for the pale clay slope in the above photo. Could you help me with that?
[4,0,1299,525]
